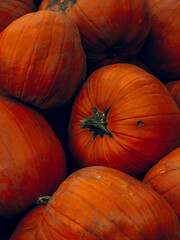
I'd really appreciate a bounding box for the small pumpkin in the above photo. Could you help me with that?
[166,80,180,109]
[143,147,180,222]
[68,63,180,177]
[0,96,66,217]
[142,0,180,81]
[39,0,150,66]
[36,166,180,240]
[0,10,86,109]
[0,0,36,33]
[10,204,46,240]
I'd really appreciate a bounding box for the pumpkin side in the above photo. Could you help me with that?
[143,147,180,222]
[166,80,180,109]
[36,166,180,240]
[39,0,150,66]
[0,96,66,217]
[68,63,180,177]
[0,10,86,109]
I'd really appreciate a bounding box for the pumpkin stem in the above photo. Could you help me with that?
[79,106,113,140]
[36,196,51,206]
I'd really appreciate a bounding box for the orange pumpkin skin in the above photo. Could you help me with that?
[144,0,180,81]
[166,81,180,109]
[36,166,180,240]
[0,0,36,33]
[0,10,86,109]
[10,205,46,240]
[143,148,180,222]
[39,0,150,66]
[0,96,66,217]
[68,63,180,177]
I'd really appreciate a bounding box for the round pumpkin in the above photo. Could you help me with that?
[39,0,150,66]
[166,80,180,109]
[0,0,36,33]
[36,166,180,240]
[143,0,180,81]
[0,10,86,109]
[0,95,66,217]
[68,63,180,177]
[143,147,180,222]
[10,204,46,240]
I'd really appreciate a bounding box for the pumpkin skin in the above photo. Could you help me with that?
[0,96,66,217]
[0,10,86,109]
[10,205,46,240]
[39,0,150,66]
[143,0,180,81]
[36,166,180,240]
[166,81,180,109]
[143,147,180,222]
[0,0,36,33]
[68,63,180,177]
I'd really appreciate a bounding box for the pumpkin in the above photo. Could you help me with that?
[0,10,86,109]
[0,95,66,217]
[166,80,180,109]
[10,205,46,240]
[39,0,150,66]
[68,63,180,177]
[143,147,180,222]
[36,166,180,240]
[142,0,180,81]
[0,0,36,33]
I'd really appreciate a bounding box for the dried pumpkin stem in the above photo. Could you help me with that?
[79,106,113,140]
[36,196,51,206]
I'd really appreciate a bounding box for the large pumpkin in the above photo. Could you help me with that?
[166,80,180,109]
[142,0,180,81]
[0,0,36,33]
[143,147,180,222]
[39,0,150,66]
[0,96,66,217]
[36,166,180,240]
[68,63,180,177]
[0,10,86,109]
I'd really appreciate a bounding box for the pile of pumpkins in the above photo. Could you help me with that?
[0,0,180,239]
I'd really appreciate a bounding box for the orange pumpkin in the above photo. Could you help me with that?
[0,0,36,33]
[0,10,86,109]
[143,0,180,81]
[39,0,150,66]
[0,96,66,217]
[143,147,180,222]
[166,80,180,109]
[68,63,180,177]
[10,205,46,240]
[36,166,180,240]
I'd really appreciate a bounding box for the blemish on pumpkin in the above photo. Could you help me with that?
[160,170,165,174]
[77,177,81,179]
[94,216,99,226]
[96,175,102,180]
[46,0,76,13]
[137,120,144,126]
[124,185,128,188]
